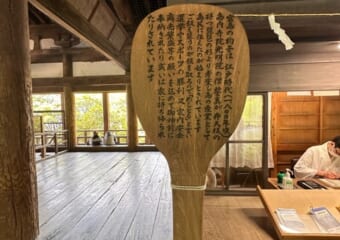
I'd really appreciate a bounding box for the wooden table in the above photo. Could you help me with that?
[267,178,337,190]
[257,186,340,239]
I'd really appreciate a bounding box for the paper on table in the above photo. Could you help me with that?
[276,208,308,233]
[310,207,340,233]
[318,179,340,188]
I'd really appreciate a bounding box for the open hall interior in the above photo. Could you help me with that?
[36,152,277,240]
[1,0,340,240]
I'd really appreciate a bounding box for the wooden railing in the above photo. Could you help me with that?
[76,129,152,145]
[34,130,69,158]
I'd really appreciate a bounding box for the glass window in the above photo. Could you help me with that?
[32,93,63,131]
[32,93,61,111]
[75,93,103,144]
[207,94,267,193]
[109,92,127,144]
[230,95,263,141]
[229,95,264,169]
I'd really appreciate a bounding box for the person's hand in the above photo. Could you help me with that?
[325,172,338,179]
[317,170,338,179]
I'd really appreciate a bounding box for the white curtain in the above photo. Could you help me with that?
[210,95,274,169]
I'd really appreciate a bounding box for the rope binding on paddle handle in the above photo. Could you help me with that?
[171,184,206,191]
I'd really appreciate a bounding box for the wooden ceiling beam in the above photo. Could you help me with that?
[30,47,108,63]
[32,85,126,93]
[30,23,69,39]
[167,0,340,14]
[29,0,129,69]
[32,86,64,93]
[32,75,130,87]
[72,85,126,92]
[250,41,340,65]
[109,0,137,33]
[167,0,340,43]
[242,14,340,42]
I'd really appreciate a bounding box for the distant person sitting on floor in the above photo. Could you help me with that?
[92,131,102,145]
[294,136,340,179]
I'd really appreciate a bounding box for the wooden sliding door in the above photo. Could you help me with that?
[271,92,340,176]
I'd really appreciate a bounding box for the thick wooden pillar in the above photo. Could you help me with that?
[0,1,39,239]
[63,54,76,149]
[127,84,138,151]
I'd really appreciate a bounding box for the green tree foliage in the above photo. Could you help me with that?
[75,93,103,130]
[109,93,127,131]
[32,94,63,131]
[32,94,61,111]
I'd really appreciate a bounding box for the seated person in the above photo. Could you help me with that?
[92,131,102,145]
[294,136,340,179]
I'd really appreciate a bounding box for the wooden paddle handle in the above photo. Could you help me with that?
[172,189,204,240]
[170,173,206,240]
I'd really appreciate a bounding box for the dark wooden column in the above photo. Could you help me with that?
[63,54,76,149]
[127,84,138,151]
[103,92,110,133]
[0,1,39,239]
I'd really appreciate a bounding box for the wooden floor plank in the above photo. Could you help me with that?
[36,152,277,240]
[36,152,90,182]
[38,152,128,225]
[37,152,113,186]
[38,152,127,207]
[60,152,161,240]
[124,154,169,240]
[38,153,147,239]
[94,153,165,240]
[151,166,173,240]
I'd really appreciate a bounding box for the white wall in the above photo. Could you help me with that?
[73,61,125,76]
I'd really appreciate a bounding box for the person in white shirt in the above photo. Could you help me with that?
[294,136,340,179]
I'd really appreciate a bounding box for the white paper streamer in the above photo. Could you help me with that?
[268,14,295,50]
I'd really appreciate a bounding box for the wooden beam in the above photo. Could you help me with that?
[127,84,138,151]
[62,54,77,149]
[168,0,340,42]
[32,75,130,87]
[72,85,126,92]
[248,41,340,92]
[103,92,109,133]
[32,84,127,93]
[109,0,137,32]
[29,0,129,69]
[63,54,73,76]
[32,64,340,93]
[250,42,340,65]
[242,15,340,43]
[64,84,76,149]
[167,0,340,14]
[249,62,340,92]
[32,86,64,93]
[30,47,108,63]
[30,23,69,38]
[29,23,80,48]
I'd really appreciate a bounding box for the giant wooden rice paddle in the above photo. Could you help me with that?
[131,4,249,240]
